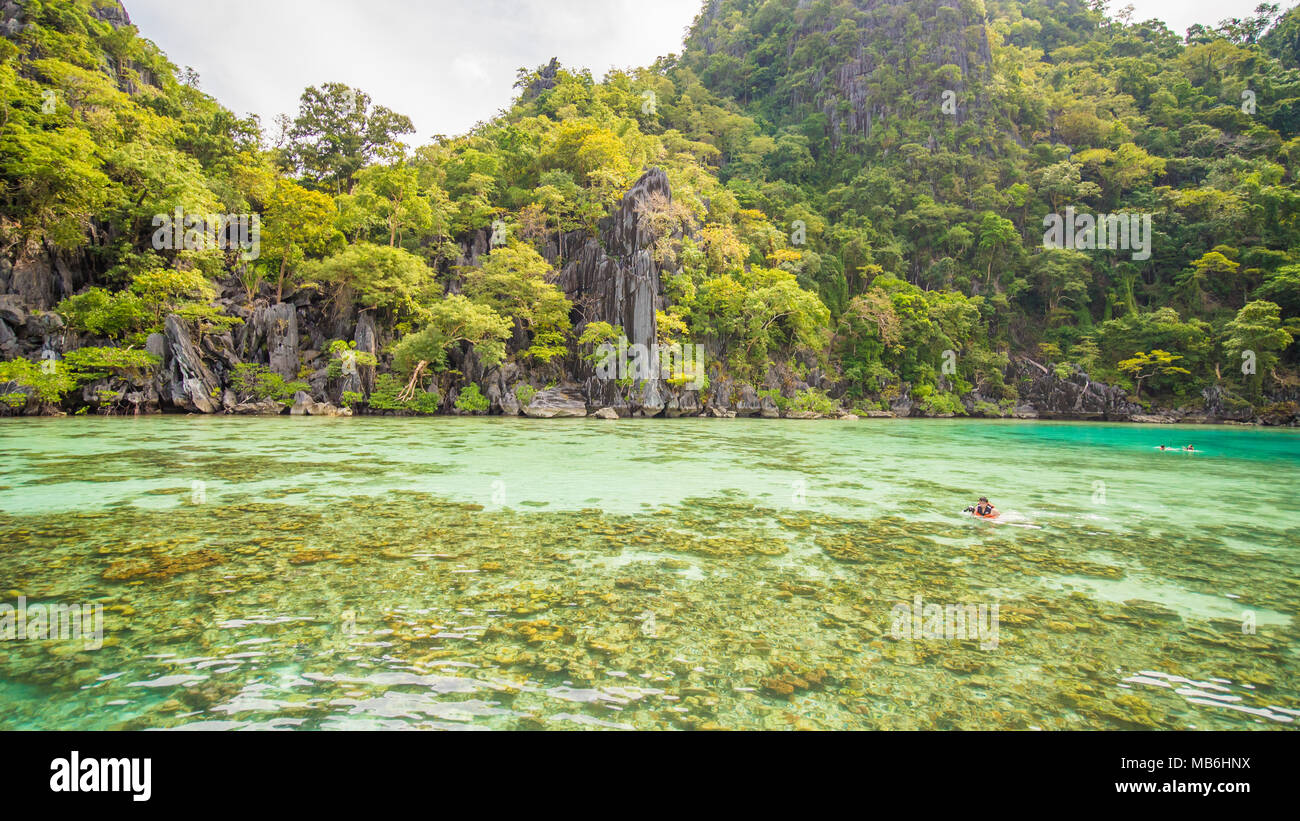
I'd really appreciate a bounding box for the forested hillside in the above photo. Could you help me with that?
[2,0,1299,422]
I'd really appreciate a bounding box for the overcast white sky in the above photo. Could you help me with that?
[123,0,1296,144]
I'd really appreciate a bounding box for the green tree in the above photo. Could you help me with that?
[347,162,445,247]
[55,288,151,339]
[285,83,415,195]
[1032,249,1092,321]
[834,291,901,395]
[1223,300,1294,395]
[454,383,490,413]
[394,294,512,374]
[462,244,572,362]
[261,179,345,302]
[1117,350,1192,399]
[306,243,434,311]
[1254,264,1300,315]
[976,213,1019,287]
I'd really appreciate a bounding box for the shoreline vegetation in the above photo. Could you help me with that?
[3,2,1300,427]
[3,402,1294,425]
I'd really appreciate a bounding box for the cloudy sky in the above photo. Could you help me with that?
[124,0,1294,144]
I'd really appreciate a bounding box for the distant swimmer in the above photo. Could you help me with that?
[1184,444,1196,452]
[964,496,1000,519]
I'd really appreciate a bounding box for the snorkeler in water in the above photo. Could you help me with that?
[964,497,999,518]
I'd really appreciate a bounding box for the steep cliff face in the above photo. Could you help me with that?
[558,168,668,350]
[467,168,692,418]
[684,0,1000,152]
[553,168,673,415]
[240,303,300,382]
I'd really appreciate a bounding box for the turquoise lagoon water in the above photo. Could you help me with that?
[0,416,1296,730]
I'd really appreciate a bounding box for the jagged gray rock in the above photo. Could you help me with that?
[8,252,54,310]
[499,384,523,416]
[163,315,223,413]
[1011,361,1141,419]
[1200,385,1256,422]
[229,399,284,415]
[525,386,588,418]
[354,311,377,393]
[0,294,27,327]
[664,391,702,417]
[0,318,15,357]
[241,302,299,381]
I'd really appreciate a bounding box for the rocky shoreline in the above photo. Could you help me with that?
[3,382,1295,426]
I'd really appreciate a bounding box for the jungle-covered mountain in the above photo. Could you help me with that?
[2,0,1299,421]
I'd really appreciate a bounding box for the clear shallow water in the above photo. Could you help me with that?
[0,416,1296,730]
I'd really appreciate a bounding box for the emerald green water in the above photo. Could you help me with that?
[0,416,1297,730]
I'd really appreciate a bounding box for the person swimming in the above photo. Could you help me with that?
[964,496,999,518]
[1184,444,1196,452]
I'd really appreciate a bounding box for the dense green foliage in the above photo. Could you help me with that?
[0,345,158,406]
[229,363,308,405]
[454,383,490,413]
[5,0,1300,411]
[674,0,1300,402]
